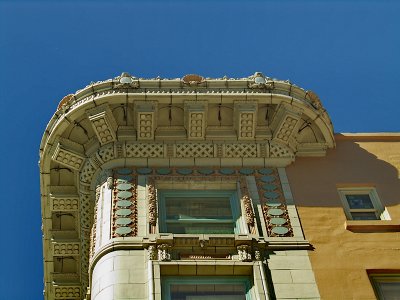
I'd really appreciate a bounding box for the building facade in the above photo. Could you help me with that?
[39,72,400,300]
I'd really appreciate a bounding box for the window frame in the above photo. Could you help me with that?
[337,187,387,220]
[161,276,255,300]
[157,189,243,234]
[369,274,400,299]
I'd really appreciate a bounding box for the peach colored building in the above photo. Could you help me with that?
[39,72,400,300]
[288,133,400,299]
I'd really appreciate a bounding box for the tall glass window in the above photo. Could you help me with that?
[158,190,242,234]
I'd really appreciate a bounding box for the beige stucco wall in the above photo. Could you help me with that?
[286,134,400,299]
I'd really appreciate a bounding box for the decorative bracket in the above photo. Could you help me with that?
[87,104,118,146]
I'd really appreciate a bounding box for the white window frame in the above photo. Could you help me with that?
[161,276,256,300]
[337,187,388,220]
[157,189,245,234]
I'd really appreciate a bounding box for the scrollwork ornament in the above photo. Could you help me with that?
[148,184,157,226]
[157,244,171,261]
[254,249,262,261]
[147,245,157,260]
[237,245,252,262]
[242,195,255,226]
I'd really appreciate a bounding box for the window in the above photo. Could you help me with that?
[162,276,254,300]
[158,189,242,234]
[338,187,387,220]
[370,274,400,300]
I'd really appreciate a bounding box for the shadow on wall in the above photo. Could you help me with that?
[286,134,400,208]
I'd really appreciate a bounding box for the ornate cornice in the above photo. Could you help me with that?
[39,72,335,299]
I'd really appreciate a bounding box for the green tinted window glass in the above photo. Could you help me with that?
[346,194,374,209]
[163,276,253,300]
[170,283,246,300]
[159,190,240,234]
[351,212,378,220]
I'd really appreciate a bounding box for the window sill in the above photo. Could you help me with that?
[345,220,400,232]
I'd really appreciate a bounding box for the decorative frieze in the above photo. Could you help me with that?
[270,142,294,159]
[148,183,157,230]
[225,143,258,158]
[98,143,115,162]
[175,143,214,158]
[125,143,164,158]
[254,168,293,237]
[87,104,118,145]
[79,160,96,184]
[53,243,80,256]
[89,186,101,260]
[112,175,138,237]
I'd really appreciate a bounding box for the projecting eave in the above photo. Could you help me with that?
[39,72,335,165]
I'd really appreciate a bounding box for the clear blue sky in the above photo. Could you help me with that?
[0,0,399,298]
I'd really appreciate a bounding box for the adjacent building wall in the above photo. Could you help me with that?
[287,134,400,299]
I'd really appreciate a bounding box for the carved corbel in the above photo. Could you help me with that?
[87,104,118,146]
[234,102,257,140]
[270,105,302,147]
[51,140,85,171]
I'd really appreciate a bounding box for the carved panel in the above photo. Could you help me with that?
[98,144,115,162]
[79,160,96,184]
[224,143,257,157]
[187,112,206,139]
[52,143,84,171]
[51,196,79,211]
[185,101,207,140]
[274,115,300,143]
[234,102,257,140]
[270,142,294,158]
[53,243,80,256]
[54,286,81,299]
[175,143,214,158]
[254,168,293,237]
[125,143,164,157]
[148,183,157,229]
[112,175,138,237]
